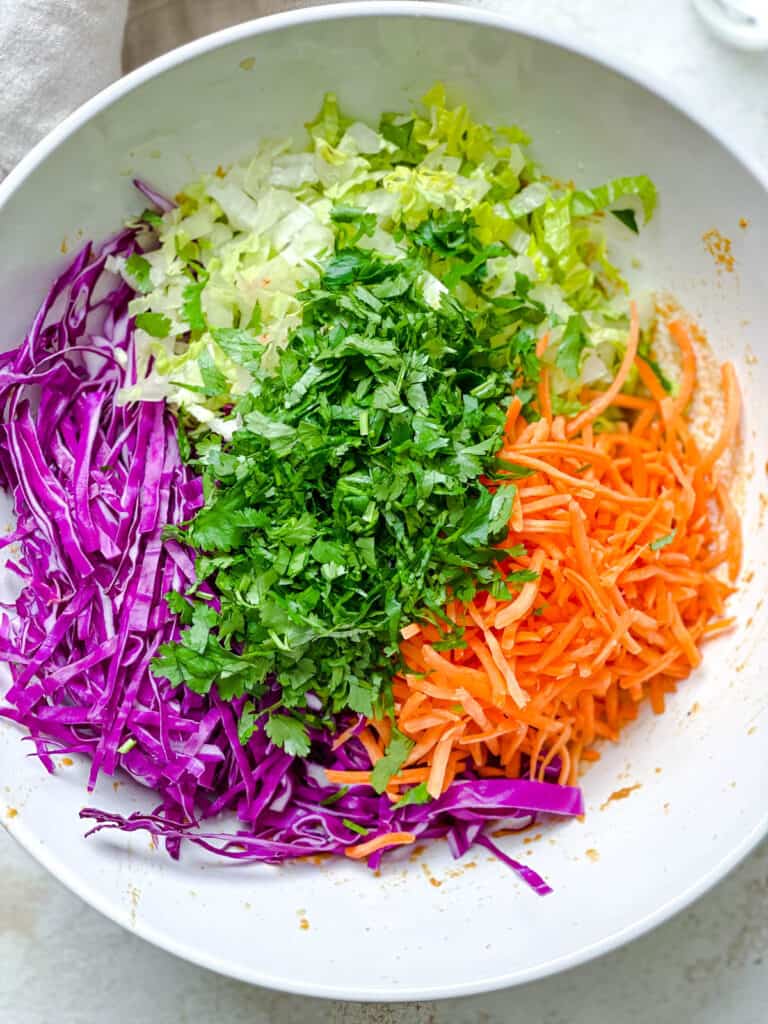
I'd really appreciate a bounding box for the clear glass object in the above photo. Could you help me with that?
[693,0,768,49]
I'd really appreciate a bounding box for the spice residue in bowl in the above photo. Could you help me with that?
[600,784,642,810]
[702,228,735,273]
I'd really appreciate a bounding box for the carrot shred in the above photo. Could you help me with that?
[504,396,522,446]
[715,480,743,583]
[357,728,384,764]
[493,550,546,629]
[331,721,362,751]
[699,362,740,477]
[536,332,552,423]
[344,832,416,860]
[353,313,744,800]
[565,302,639,437]
[667,321,697,417]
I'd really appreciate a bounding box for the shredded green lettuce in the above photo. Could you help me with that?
[116,85,658,433]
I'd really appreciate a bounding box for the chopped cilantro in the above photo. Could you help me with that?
[611,208,639,233]
[211,327,262,370]
[556,313,589,379]
[153,236,543,760]
[376,113,427,166]
[197,348,228,397]
[490,566,539,600]
[650,530,676,551]
[264,714,310,757]
[409,210,509,290]
[182,271,208,333]
[238,700,258,745]
[135,311,171,338]
[371,729,414,793]
[141,208,163,227]
[331,204,377,246]
[392,782,431,808]
[506,569,540,585]
[125,254,153,294]
[321,786,349,807]
[343,819,371,836]
[494,459,536,480]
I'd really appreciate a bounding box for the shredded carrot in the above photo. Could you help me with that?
[344,832,416,860]
[565,302,640,437]
[331,721,362,751]
[667,321,697,417]
[635,357,668,404]
[699,362,740,477]
[379,315,741,795]
[536,333,552,423]
[504,396,522,446]
[357,728,385,764]
[493,549,546,629]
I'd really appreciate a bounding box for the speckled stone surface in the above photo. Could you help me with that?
[2,1,767,1021]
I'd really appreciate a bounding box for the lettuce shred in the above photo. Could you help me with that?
[115,84,658,430]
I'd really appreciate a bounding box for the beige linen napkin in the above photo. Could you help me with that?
[0,0,340,179]
[123,0,337,71]
[0,0,128,178]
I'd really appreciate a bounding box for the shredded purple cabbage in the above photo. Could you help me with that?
[0,216,584,894]
[132,178,175,213]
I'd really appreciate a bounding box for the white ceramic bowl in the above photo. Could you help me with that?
[1,2,767,1002]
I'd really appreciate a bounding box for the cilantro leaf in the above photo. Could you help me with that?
[371,728,414,793]
[135,311,171,338]
[377,113,427,165]
[182,272,208,333]
[490,566,539,601]
[187,603,219,653]
[320,786,349,807]
[165,590,193,623]
[650,530,676,551]
[611,208,639,234]
[198,348,228,398]
[494,459,536,480]
[556,314,589,379]
[331,204,377,246]
[211,327,262,370]
[157,228,552,727]
[505,569,540,585]
[238,700,257,744]
[265,714,311,757]
[125,254,153,293]
[342,819,371,836]
[151,640,251,697]
[185,487,247,551]
[347,681,375,717]
[392,782,431,808]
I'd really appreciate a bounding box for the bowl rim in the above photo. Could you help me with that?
[2,0,767,1002]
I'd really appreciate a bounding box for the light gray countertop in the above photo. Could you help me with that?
[2,1,767,1021]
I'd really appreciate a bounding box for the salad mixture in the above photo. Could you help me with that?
[0,89,741,892]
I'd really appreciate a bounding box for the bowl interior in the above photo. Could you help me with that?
[1,5,767,1000]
